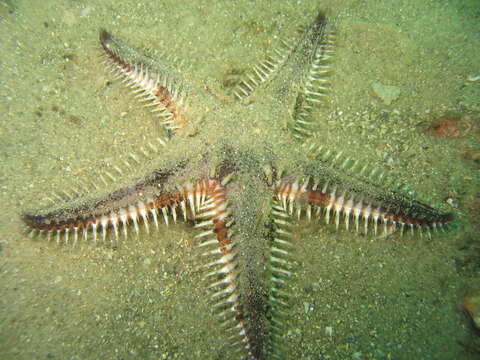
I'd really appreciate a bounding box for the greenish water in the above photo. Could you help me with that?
[0,0,479,359]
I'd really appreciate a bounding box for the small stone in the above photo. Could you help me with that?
[371,82,401,105]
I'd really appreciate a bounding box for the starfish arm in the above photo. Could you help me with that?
[231,11,332,101]
[290,15,336,139]
[99,29,188,134]
[231,10,336,140]
[265,197,297,358]
[23,184,190,246]
[231,33,299,101]
[275,179,452,236]
[193,180,255,358]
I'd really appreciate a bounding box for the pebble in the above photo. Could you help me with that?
[371,82,401,105]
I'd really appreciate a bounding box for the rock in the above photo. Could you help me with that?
[371,82,401,105]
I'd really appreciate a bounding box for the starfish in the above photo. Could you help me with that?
[21,10,453,360]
